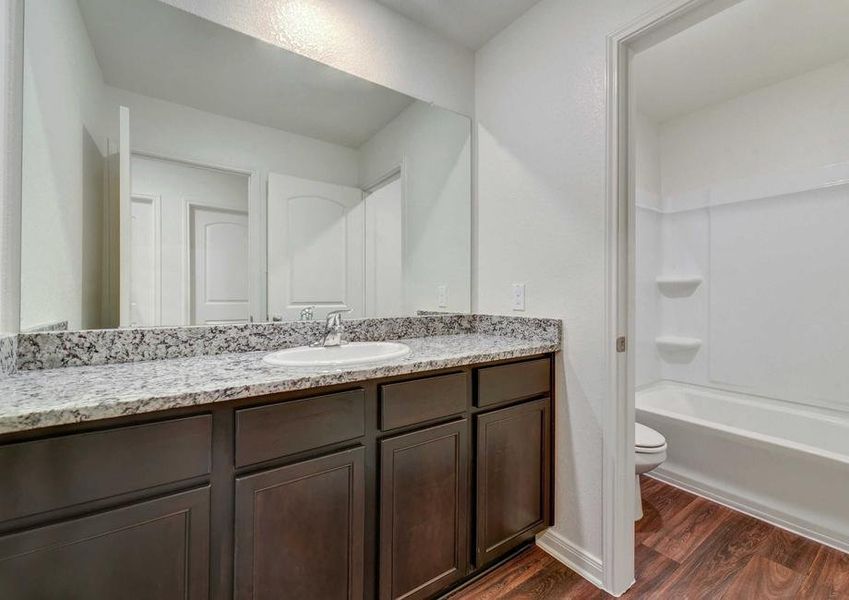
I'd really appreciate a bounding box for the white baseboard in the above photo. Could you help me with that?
[649,467,849,555]
[535,529,605,590]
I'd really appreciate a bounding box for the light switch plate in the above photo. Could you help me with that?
[437,285,448,308]
[512,283,526,311]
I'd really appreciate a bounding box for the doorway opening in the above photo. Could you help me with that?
[127,154,251,327]
[605,0,747,594]
[610,0,849,594]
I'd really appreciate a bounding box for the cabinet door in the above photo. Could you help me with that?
[234,446,365,600]
[476,398,551,566]
[0,487,210,599]
[379,419,469,600]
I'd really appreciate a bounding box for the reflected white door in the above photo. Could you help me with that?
[267,173,364,320]
[129,195,161,326]
[364,178,403,317]
[190,206,250,324]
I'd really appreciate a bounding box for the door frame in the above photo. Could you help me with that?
[603,0,742,594]
[131,149,262,325]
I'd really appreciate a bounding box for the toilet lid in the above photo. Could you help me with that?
[636,423,666,449]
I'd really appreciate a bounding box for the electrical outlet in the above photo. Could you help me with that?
[512,283,526,311]
[437,285,448,308]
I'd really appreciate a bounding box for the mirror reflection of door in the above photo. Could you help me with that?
[127,155,250,326]
[364,176,404,318]
[190,206,249,325]
[267,173,365,321]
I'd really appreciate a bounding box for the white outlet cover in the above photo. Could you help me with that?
[437,285,448,308]
[512,283,525,311]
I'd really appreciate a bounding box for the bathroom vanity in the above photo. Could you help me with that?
[0,321,558,600]
[3,1,558,595]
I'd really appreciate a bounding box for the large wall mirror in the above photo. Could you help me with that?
[20,0,471,331]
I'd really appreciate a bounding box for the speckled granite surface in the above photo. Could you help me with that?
[0,334,15,376]
[15,314,561,371]
[21,320,69,333]
[0,333,559,434]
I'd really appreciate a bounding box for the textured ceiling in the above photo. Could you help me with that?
[375,0,542,49]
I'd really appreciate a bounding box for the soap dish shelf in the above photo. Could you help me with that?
[656,276,702,297]
[655,336,702,353]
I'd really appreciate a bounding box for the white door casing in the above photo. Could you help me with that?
[118,106,131,327]
[189,205,250,325]
[602,0,739,595]
[267,173,364,320]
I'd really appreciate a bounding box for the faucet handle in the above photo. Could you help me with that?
[325,308,352,319]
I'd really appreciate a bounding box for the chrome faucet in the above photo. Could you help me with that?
[317,309,352,347]
[298,305,315,321]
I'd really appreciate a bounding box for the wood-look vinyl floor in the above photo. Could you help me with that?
[448,476,849,599]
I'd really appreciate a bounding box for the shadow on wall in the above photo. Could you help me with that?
[81,126,105,331]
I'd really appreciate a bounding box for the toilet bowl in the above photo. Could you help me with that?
[635,422,667,520]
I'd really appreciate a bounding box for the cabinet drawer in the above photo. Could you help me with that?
[0,415,212,523]
[380,372,467,431]
[475,358,550,408]
[235,389,365,467]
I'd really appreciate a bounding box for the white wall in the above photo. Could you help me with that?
[661,58,849,205]
[20,0,106,331]
[637,57,849,412]
[475,0,663,563]
[359,101,471,314]
[160,0,475,116]
[103,86,359,187]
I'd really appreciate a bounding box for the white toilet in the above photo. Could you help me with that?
[634,423,667,520]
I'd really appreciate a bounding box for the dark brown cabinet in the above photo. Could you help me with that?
[378,419,469,600]
[0,354,555,600]
[0,414,212,523]
[234,446,365,600]
[0,487,210,599]
[475,397,551,566]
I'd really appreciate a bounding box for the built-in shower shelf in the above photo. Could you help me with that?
[655,336,702,353]
[656,276,702,297]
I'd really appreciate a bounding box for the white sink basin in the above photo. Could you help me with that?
[263,341,411,367]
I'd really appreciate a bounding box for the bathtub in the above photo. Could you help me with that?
[636,381,849,552]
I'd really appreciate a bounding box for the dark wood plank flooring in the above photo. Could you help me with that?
[448,476,849,599]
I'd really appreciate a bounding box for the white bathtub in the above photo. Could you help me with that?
[636,381,849,552]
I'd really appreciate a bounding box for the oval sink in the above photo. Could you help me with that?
[263,341,411,367]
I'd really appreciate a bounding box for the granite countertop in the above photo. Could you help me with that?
[0,333,558,435]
